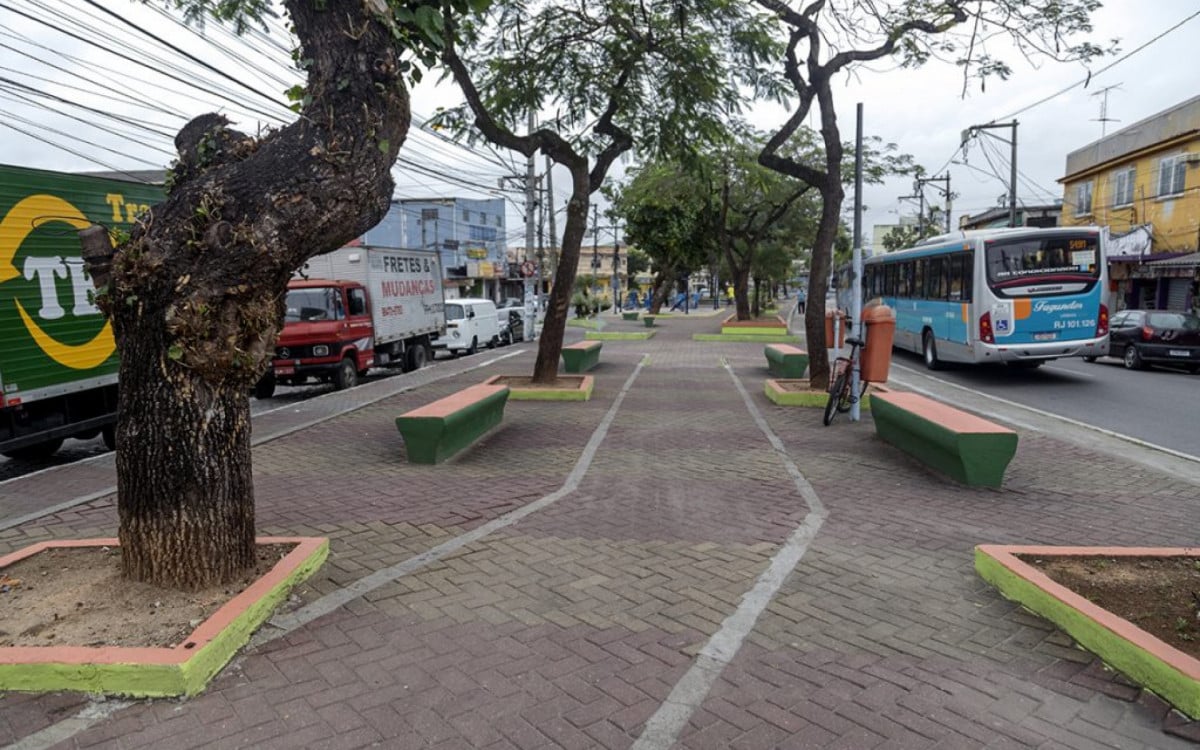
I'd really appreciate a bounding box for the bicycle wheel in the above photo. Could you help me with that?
[823,369,849,426]
[836,371,855,413]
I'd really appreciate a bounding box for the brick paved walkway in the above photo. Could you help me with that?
[2,305,1198,749]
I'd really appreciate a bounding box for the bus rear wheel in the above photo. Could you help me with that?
[922,331,942,370]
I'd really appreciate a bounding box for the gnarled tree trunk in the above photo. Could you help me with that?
[80,0,409,589]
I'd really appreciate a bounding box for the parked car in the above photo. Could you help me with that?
[1087,309,1200,372]
[499,308,526,345]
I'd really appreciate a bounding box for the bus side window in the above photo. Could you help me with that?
[948,254,963,301]
[915,259,926,300]
[927,257,944,300]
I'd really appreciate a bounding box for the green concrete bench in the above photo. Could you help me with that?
[622,311,639,321]
[871,391,1017,488]
[764,344,809,378]
[643,315,656,327]
[395,383,509,464]
[561,340,602,373]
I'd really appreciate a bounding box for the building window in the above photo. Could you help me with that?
[462,209,471,222]
[1074,180,1093,216]
[1112,167,1135,207]
[1157,154,1186,198]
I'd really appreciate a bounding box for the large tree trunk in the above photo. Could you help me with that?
[805,191,843,390]
[81,0,409,589]
[532,169,590,383]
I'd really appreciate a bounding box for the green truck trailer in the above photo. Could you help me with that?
[0,165,162,459]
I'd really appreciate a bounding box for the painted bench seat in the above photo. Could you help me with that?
[764,344,809,379]
[870,391,1017,488]
[561,340,602,373]
[395,383,509,464]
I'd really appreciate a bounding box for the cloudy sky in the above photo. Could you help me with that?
[1,0,1196,252]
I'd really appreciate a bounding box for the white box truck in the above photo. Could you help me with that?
[255,246,445,398]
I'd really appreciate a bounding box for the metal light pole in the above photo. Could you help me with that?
[851,103,864,422]
[611,218,620,314]
[591,203,600,315]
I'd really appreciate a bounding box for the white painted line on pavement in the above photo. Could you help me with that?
[253,354,649,645]
[631,359,828,750]
[890,362,1200,465]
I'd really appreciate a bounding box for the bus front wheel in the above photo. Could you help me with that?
[922,331,942,371]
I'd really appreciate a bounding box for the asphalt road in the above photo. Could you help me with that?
[889,350,1199,459]
[0,349,467,482]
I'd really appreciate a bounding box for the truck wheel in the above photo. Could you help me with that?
[406,343,428,371]
[253,372,276,400]
[102,425,117,451]
[2,438,64,460]
[333,357,359,390]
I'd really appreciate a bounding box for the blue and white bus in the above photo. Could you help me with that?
[861,226,1109,369]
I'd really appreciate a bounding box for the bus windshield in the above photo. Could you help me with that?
[985,235,1099,293]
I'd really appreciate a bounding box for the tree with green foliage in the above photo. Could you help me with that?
[435,0,782,380]
[754,0,1109,388]
[607,162,715,314]
[77,0,485,589]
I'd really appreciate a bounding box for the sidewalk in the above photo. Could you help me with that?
[2,307,1198,749]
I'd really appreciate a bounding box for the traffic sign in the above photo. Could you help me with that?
[521,260,536,277]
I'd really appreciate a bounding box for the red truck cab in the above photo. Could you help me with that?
[264,279,374,395]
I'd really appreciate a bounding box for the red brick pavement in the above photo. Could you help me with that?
[1,308,1197,749]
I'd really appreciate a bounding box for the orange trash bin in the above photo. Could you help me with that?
[824,310,847,348]
[860,304,896,383]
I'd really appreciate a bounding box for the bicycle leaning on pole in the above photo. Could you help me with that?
[823,332,869,426]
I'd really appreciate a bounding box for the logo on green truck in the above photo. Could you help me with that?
[0,168,161,398]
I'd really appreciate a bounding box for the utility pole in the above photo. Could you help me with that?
[611,217,620,314]
[914,173,953,233]
[524,108,537,336]
[962,121,1019,227]
[591,203,600,314]
[545,155,558,282]
[850,103,864,422]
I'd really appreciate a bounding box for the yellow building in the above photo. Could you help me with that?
[1059,95,1200,312]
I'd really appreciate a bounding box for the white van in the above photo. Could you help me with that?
[437,298,501,355]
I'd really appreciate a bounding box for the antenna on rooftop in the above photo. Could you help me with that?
[1091,84,1122,137]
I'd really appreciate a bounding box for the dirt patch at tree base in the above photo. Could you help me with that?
[1021,554,1200,660]
[0,543,294,649]
[488,375,589,390]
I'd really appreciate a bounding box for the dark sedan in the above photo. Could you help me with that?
[1088,309,1200,372]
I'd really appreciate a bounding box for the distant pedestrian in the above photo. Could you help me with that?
[725,284,735,308]
[796,288,806,315]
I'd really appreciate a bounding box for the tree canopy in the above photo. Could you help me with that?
[752,0,1111,386]
[433,0,784,379]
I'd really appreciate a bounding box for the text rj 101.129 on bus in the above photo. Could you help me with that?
[861,226,1109,369]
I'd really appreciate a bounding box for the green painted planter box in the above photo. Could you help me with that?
[976,545,1200,720]
[871,391,1017,487]
[764,344,809,378]
[586,331,655,341]
[561,341,602,373]
[0,537,327,697]
[395,383,509,464]
[643,316,656,327]
[622,311,639,321]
